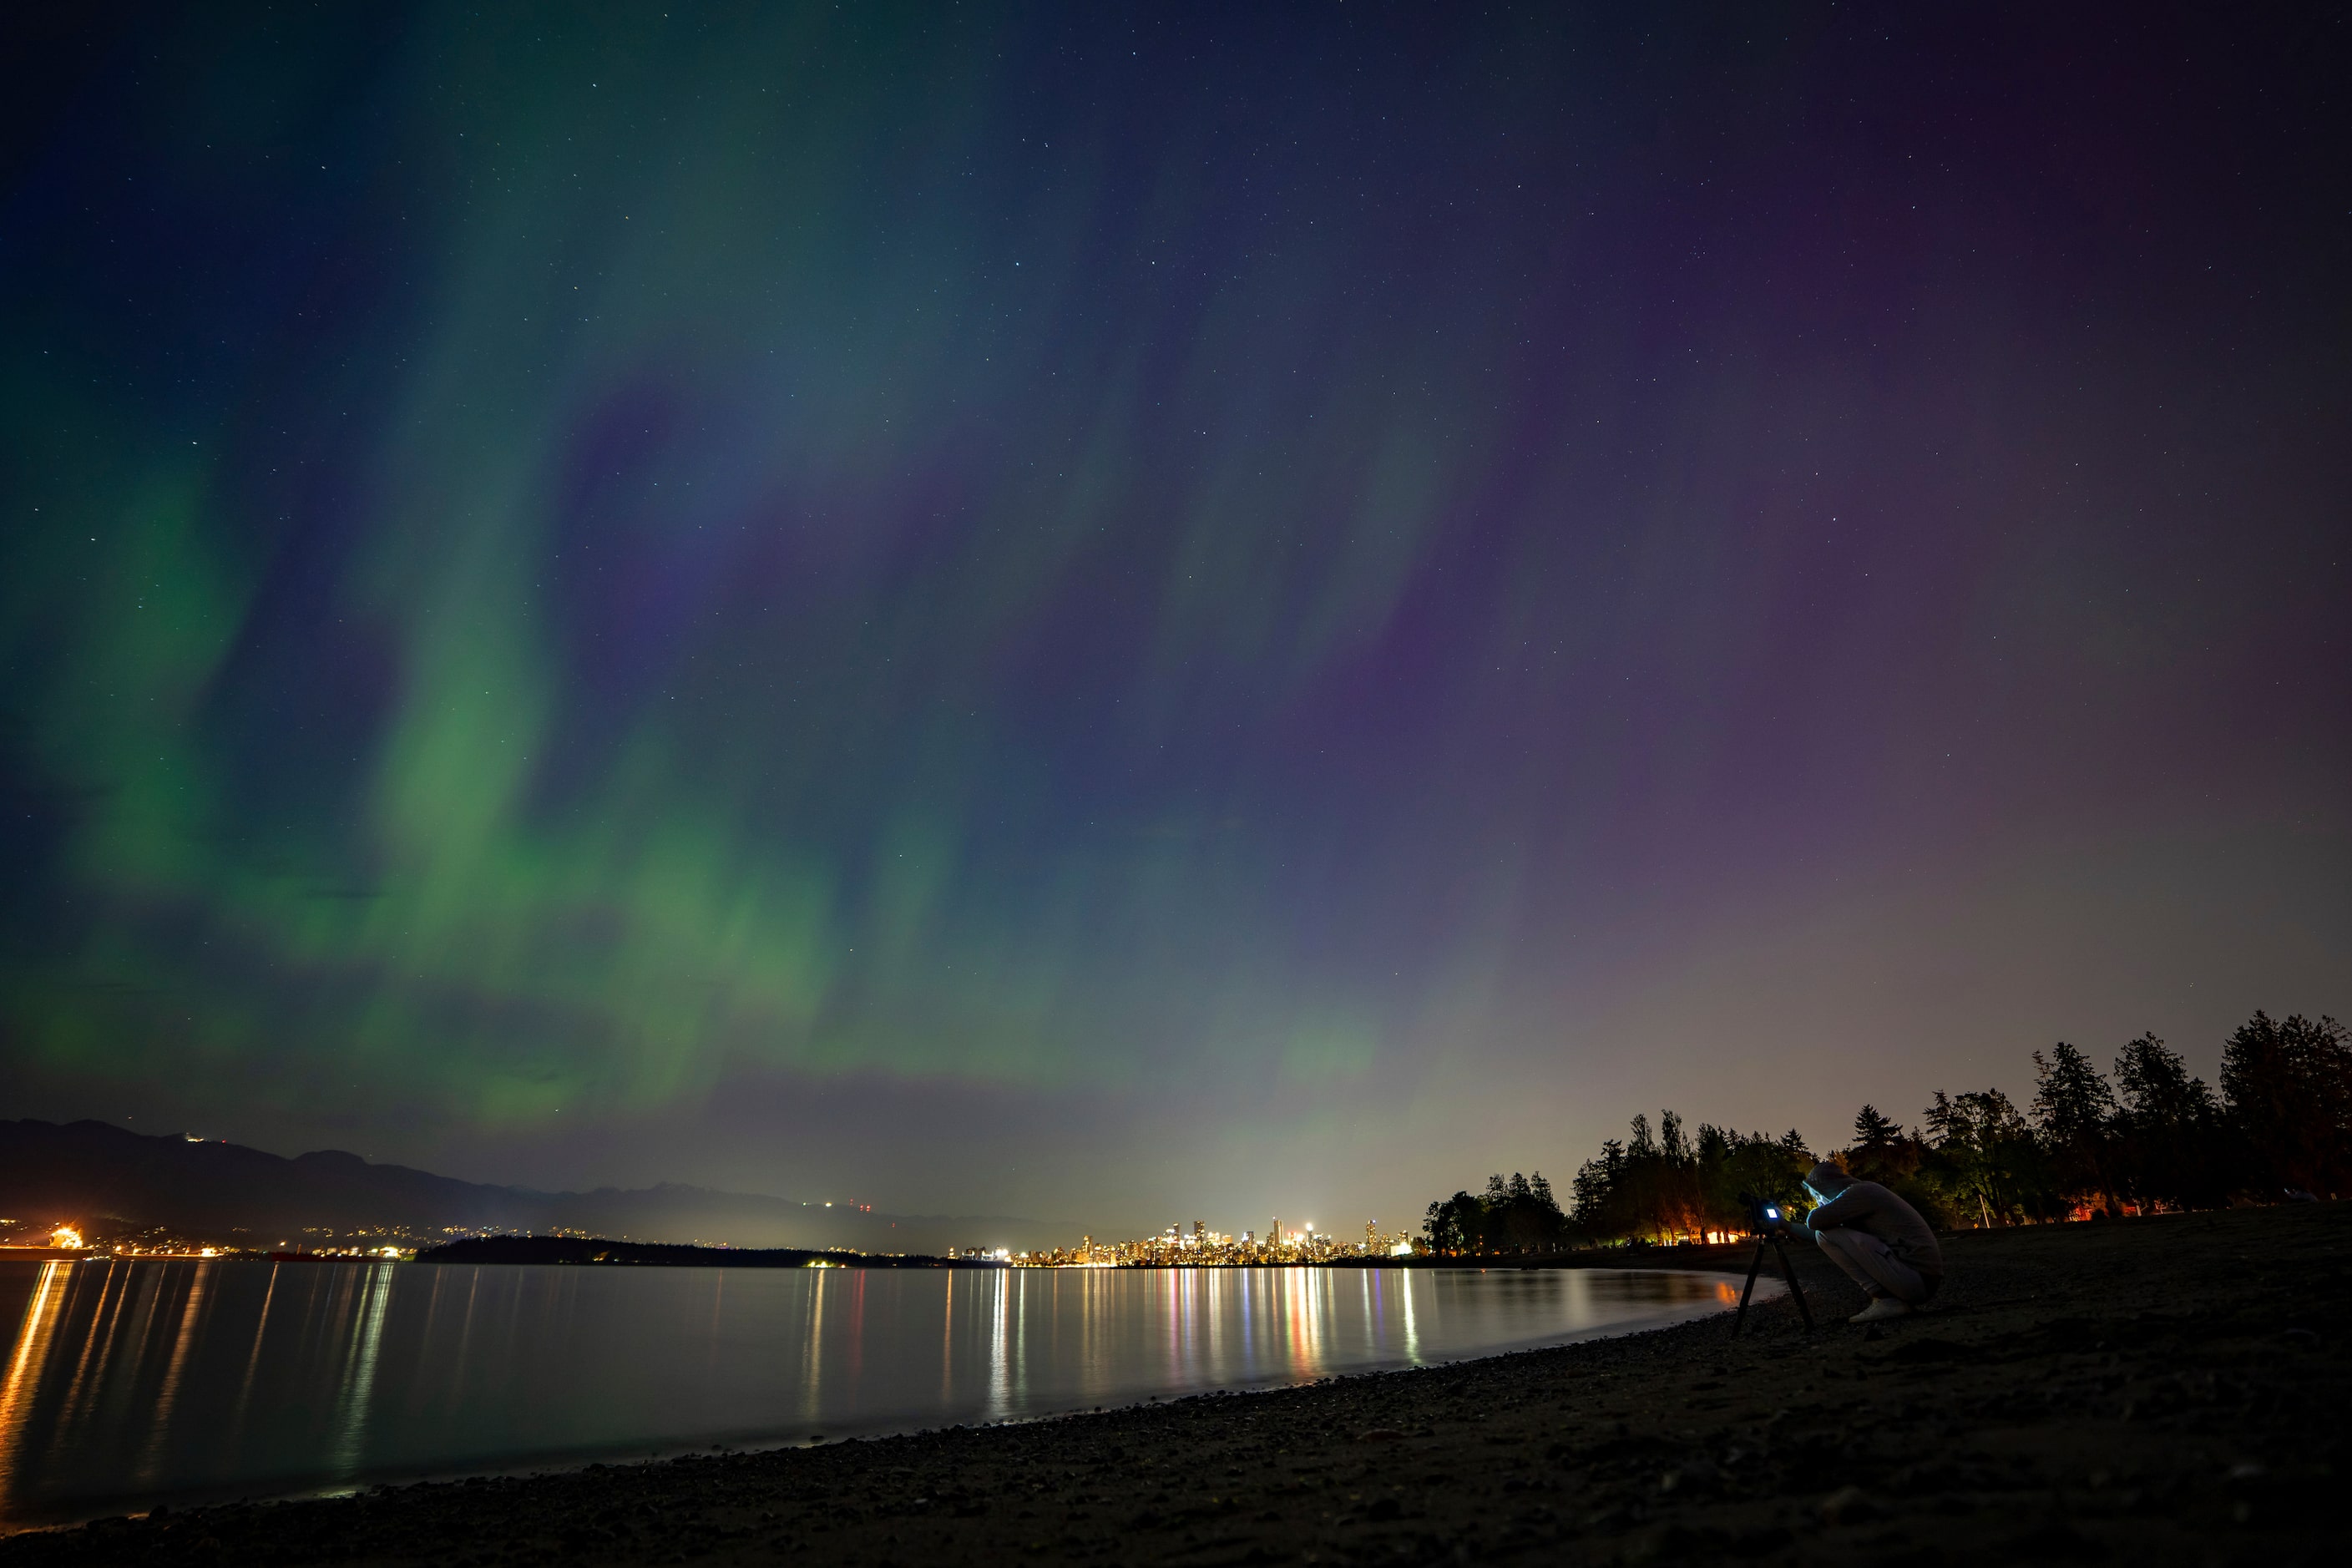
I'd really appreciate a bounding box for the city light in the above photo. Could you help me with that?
[1004,1219,1419,1267]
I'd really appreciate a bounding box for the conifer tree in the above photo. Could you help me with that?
[1853,1103,1899,1152]
[2112,1033,2228,1211]
[2221,1012,2352,1197]
[2031,1042,2119,1210]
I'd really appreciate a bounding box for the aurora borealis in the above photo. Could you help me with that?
[3,6,2346,1232]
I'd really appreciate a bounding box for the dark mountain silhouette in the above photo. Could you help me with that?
[0,1119,1065,1255]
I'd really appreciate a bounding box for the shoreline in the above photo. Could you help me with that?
[3,1204,2343,1564]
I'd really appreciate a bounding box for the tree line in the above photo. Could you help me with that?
[1421,1009,2349,1252]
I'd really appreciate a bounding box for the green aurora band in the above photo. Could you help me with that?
[3,6,2346,1222]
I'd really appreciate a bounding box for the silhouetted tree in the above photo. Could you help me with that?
[1845,1104,1921,1186]
[1495,1171,1566,1250]
[2221,1012,2352,1198]
[1626,1114,1657,1159]
[1569,1140,1625,1237]
[1852,1104,1899,1158]
[1839,1103,1940,1219]
[1922,1091,1962,1148]
[1510,1005,2339,1252]
[1920,1087,2051,1225]
[1423,1191,1479,1254]
[1660,1110,1687,1163]
[2031,1042,2120,1210]
[1422,1173,1567,1254]
[1703,1126,1813,1232]
[2111,1033,2230,1210]
[1561,1110,1807,1244]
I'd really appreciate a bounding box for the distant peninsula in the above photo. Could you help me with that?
[415,1234,1004,1269]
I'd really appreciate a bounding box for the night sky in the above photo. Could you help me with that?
[3,5,2346,1237]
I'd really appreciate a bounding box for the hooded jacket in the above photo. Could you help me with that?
[1798,1163,1944,1282]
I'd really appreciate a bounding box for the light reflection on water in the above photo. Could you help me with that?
[0,1259,1753,1527]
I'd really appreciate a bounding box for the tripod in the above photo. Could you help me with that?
[1732,1229,1815,1337]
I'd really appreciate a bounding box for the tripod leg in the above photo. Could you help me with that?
[1772,1239,1815,1332]
[1732,1240,1768,1337]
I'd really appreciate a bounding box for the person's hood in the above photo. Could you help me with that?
[1804,1162,1853,1200]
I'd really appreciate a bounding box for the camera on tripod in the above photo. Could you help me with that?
[1732,1190,1815,1336]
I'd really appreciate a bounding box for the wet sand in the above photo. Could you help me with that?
[3,1202,2344,1565]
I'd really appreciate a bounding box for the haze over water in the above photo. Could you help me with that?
[0,1259,1748,1527]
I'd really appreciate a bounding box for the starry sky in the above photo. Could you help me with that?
[2,4,2346,1237]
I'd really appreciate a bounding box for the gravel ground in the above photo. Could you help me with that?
[5,1202,2344,1566]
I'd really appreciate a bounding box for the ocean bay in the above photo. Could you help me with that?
[0,1259,1748,1527]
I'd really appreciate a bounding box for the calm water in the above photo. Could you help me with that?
[0,1258,1757,1527]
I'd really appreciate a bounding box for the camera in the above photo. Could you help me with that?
[1741,1191,1792,1237]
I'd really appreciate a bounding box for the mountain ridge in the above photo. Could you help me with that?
[0,1118,1067,1255]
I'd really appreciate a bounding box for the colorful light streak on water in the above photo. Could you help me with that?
[0,1260,1757,1528]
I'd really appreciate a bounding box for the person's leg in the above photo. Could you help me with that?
[1813,1225,1884,1293]
[1814,1227,1930,1305]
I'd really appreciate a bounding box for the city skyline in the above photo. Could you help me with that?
[1005,1216,1420,1267]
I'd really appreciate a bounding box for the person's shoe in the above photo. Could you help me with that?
[1849,1297,1914,1324]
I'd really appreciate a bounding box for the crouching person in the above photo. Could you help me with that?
[1787,1162,1944,1323]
